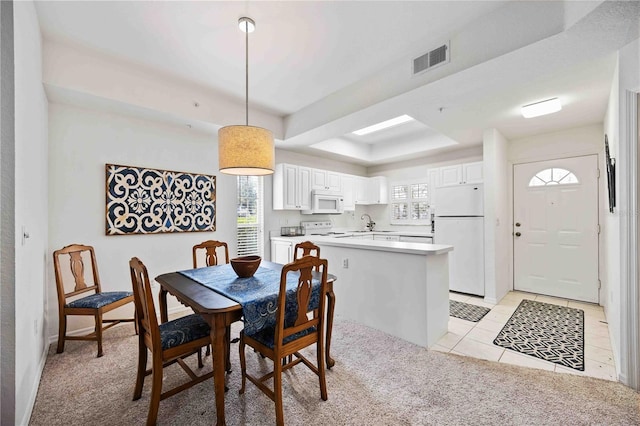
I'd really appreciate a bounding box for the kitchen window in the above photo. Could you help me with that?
[237,176,264,257]
[390,180,430,225]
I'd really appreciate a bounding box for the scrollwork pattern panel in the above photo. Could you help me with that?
[106,164,216,235]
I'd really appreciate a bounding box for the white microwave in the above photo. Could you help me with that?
[301,190,344,215]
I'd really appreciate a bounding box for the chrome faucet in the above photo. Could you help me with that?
[361,213,375,231]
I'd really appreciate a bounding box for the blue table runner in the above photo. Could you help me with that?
[178,264,321,335]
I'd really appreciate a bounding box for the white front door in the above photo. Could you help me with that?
[513,155,599,303]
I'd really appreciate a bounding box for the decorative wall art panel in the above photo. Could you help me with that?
[106,164,216,235]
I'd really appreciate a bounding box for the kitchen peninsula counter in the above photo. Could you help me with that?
[271,234,448,255]
[270,234,452,348]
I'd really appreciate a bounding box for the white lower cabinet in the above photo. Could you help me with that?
[373,234,400,242]
[399,235,433,243]
[358,234,374,240]
[271,240,293,264]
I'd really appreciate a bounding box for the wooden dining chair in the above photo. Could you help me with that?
[192,239,231,358]
[293,240,321,266]
[288,240,322,362]
[53,243,136,357]
[239,255,329,426]
[192,240,230,268]
[129,257,214,426]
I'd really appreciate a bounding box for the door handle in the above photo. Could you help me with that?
[515,232,521,237]
[515,222,521,227]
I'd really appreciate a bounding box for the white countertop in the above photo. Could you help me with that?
[271,229,434,237]
[332,228,434,237]
[270,233,451,256]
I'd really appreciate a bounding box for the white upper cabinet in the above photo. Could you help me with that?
[341,174,356,211]
[352,176,388,205]
[462,161,484,184]
[438,161,483,186]
[427,168,440,209]
[311,169,342,192]
[439,165,463,186]
[274,164,388,210]
[354,176,370,204]
[273,163,312,210]
[367,176,388,204]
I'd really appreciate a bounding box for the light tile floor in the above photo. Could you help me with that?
[434,291,617,381]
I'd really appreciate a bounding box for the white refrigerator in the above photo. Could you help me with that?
[434,184,485,296]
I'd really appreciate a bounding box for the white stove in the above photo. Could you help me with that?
[301,221,346,237]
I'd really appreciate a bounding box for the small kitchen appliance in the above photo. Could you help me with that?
[280,226,305,236]
[301,190,344,215]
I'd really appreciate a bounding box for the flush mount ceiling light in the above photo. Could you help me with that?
[521,97,562,118]
[352,114,415,136]
[218,17,274,176]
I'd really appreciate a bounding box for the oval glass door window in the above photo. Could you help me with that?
[528,168,578,187]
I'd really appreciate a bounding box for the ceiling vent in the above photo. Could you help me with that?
[413,41,449,76]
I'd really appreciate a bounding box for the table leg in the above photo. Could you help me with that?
[225,325,232,373]
[325,288,336,368]
[211,314,227,426]
[159,288,169,323]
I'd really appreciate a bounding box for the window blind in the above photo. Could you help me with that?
[390,179,430,225]
[237,176,264,257]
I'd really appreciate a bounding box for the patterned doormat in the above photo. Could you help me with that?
[493,299,584,371]
[449,300,491,322]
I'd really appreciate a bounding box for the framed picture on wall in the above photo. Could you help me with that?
[605,135,616,213]
[105,164,216,235]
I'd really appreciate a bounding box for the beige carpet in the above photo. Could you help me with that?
[30,319,639,425]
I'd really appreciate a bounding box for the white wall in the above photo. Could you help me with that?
[483,129,510,304]
[612,36,640,387]
[0,1,16,423]
[603,58,621,377]
[13,1,49,424]
[509,124,604,163]
[43,40,283,139]
[47,103,238,338]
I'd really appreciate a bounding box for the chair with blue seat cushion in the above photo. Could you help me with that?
[53,243,136,358]
[192,239,232,360]
[129,257,213,426]
[239,255,329,426]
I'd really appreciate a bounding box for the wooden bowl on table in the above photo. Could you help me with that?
[231,255,261,278]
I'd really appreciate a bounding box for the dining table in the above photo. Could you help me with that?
[155,260,336,426]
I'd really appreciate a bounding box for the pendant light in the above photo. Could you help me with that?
[218,17,275,175]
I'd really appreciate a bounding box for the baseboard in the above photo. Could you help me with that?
[618,372,628,385]
[484,296,498,305]
[20,340,49,425]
